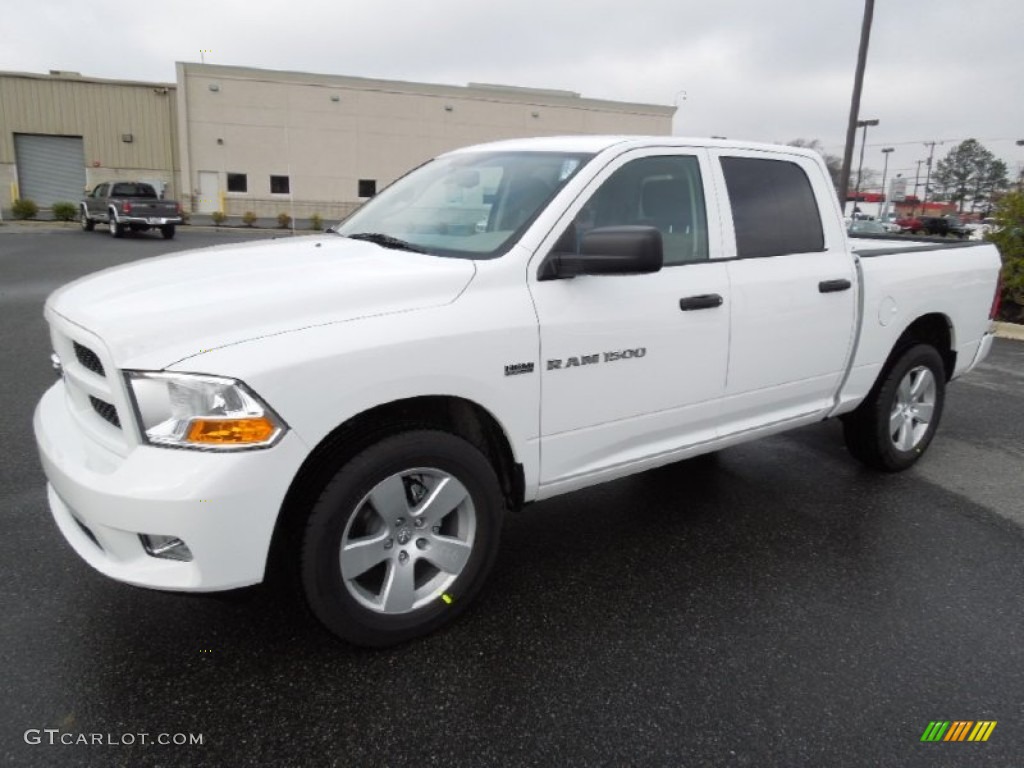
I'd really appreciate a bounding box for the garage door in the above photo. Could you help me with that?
[14,134,86,207]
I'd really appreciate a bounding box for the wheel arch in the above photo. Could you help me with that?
[890,312,956,381]
[266,395,523,582]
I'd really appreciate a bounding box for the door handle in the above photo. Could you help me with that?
[679,294,724,311]
[818,279,852,293]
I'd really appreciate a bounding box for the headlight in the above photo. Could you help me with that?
[125,372,286,450]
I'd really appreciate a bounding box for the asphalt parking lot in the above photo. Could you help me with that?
[2,226,1022,767]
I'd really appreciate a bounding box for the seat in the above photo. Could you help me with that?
[640,178,692,234]
[497,177,553,231]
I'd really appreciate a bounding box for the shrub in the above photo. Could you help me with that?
[211,210,227,226]
[12,198,39,220]
[52,201,78,221]
[242,211,257,227]
[309,213,323,231]
[277,212,292,229]
[990,190,1024,322]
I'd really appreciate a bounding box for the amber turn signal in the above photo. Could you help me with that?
[186,417,277,445]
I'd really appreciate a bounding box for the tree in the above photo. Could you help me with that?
[931,139,1009,213]
[989,190,1024,321]
[787,139,843,192]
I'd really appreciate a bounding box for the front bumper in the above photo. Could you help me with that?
[34,382,308,591]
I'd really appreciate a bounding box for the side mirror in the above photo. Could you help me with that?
[539,226,663,281]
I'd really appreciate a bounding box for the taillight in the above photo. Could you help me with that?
[123,201,132,214]
[176,202,183,215]
[990,272,1003,320]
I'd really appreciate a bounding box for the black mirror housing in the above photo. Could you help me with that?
[539,226,663,280]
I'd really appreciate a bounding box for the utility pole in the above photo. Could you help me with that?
[912,159,925,216]
[1017,139,1024,192]
[838,0,876,213]
[922,141,939,212]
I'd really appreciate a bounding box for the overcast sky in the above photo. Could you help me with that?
[4,0,1023,185]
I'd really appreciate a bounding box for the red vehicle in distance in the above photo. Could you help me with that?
[895,215,923,234]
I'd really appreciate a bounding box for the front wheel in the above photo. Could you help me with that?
[301,430,504,647]
[842,344,946,471]
[80,208,94,231]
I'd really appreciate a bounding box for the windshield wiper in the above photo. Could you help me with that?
[343,232,427,253]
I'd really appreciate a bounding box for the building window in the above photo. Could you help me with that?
[358,179,377,198]
[227,173,247,193]
[270,175,290,194]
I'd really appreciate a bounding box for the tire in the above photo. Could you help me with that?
[80,207,94,231]
[109,213,123,238]
[301,430,504,647]
[161,224,176,239]
[843,344,946,472]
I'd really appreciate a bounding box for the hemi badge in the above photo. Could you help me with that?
[504,362,535,376]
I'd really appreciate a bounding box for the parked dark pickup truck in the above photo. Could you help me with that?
[919,215,970,239]
[80,182,183,239]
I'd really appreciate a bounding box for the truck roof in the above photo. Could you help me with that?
[446,135,821,160]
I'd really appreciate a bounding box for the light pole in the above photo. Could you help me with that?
[672,90,687,135]
[852,118,879,214]
[879,147,894,218]
[912,159,925,216]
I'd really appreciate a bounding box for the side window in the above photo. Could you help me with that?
[720,157,824,258]
[561,155,709,265]
[94,184,108,198]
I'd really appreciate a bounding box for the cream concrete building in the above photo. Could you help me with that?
[0,70,179,213]
[1,63,673,220]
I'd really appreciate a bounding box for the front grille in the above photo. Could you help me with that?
[89,396,121,429]
[74,341,105,377]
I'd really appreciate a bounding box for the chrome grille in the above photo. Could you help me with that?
[89,396,121,429]
[74,341,105,377]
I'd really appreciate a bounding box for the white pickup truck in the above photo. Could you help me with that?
[34,136,1002,646]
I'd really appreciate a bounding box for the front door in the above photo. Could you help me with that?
[197,171,219,213]
[529,149,731,493]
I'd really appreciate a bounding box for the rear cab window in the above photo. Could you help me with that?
[720,156,825,258]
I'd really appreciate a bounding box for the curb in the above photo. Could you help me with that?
[0,221,299,236]
[994,322,1024,341]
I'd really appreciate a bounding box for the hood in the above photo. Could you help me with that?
[46,235,476,369]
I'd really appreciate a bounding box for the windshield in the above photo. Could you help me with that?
[333,151,593,259]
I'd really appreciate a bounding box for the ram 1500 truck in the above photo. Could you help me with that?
[35,137,1002,646]
[80,181,183,239]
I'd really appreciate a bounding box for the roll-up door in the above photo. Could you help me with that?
[14,134,87,207]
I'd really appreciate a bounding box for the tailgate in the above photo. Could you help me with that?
[126,199,178,217]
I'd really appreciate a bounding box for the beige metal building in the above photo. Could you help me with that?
[1,64,673,219]
[176,63,674,220]
[0,70,179,212]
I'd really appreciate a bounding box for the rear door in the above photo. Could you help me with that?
[529,148,731,491]
[708,149,857,433]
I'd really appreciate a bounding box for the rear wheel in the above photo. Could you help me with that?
[80,207,94,231]
[109,213,123,238]
[301,430,504,647]
[843,344,946,471]
[161,224,176,239]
